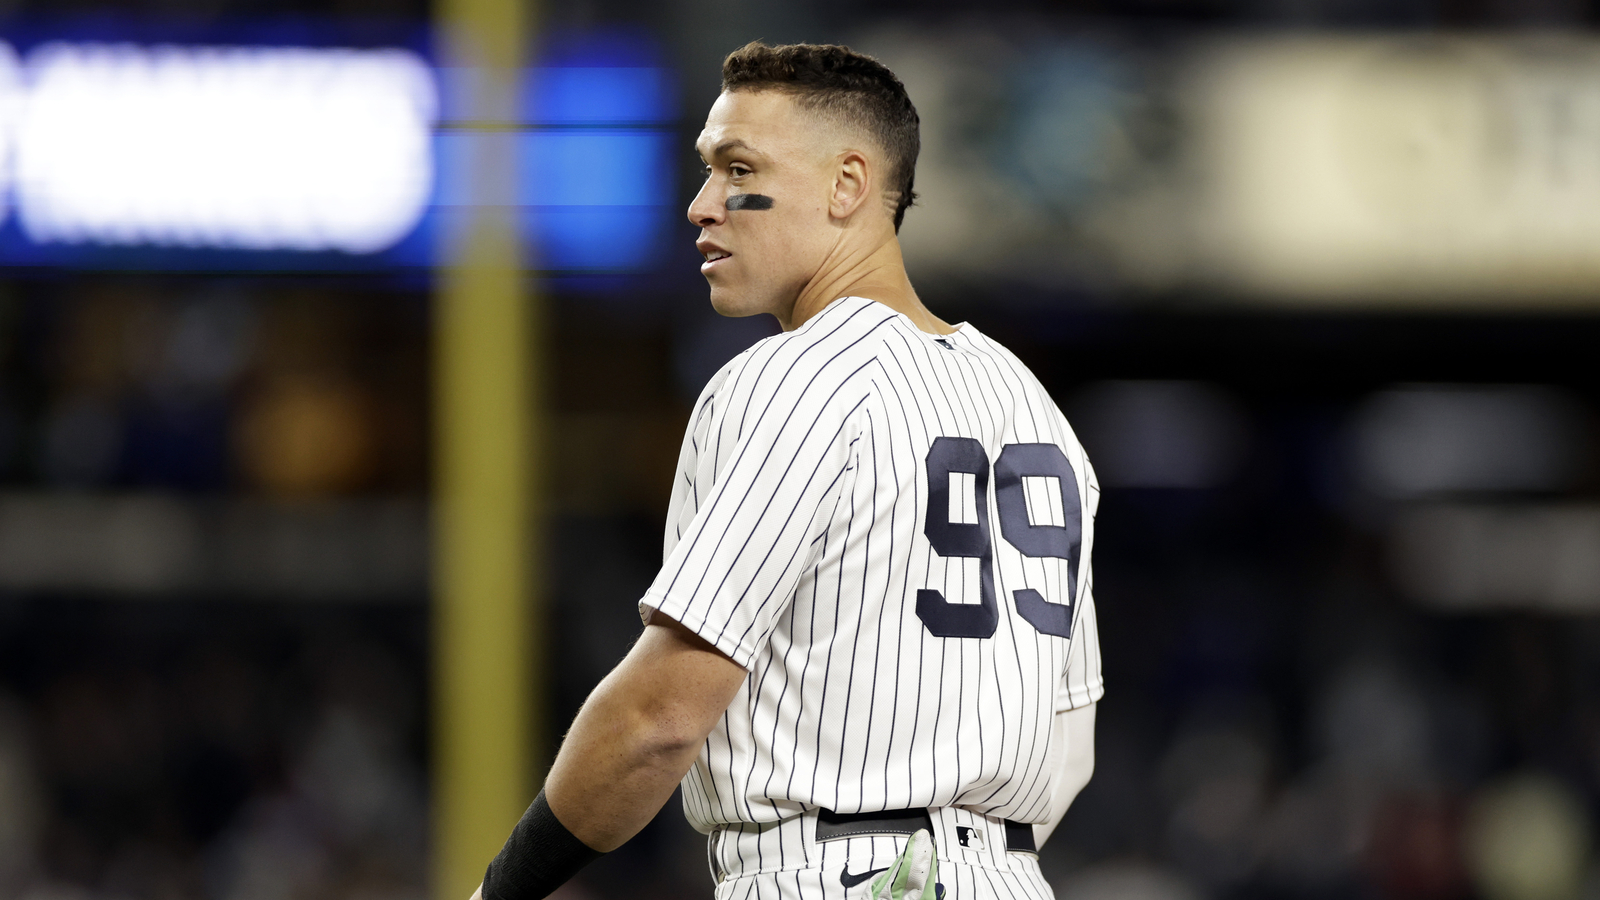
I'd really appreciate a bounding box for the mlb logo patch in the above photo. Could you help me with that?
[955,825,985,850]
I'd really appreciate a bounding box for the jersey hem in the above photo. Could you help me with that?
[639,591,757,672]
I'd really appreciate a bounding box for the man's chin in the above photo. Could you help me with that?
[708,287,758,318]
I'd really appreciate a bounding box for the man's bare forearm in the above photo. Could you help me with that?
[542,617,748,852]
[541,669,710,849]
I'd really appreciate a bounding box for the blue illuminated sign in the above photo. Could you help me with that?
[0,26,679,274]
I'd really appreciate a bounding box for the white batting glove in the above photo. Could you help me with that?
[869,828,939,900]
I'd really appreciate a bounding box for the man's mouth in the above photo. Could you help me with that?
[701,248,731,274]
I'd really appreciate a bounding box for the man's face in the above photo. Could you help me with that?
[689,90,835,320]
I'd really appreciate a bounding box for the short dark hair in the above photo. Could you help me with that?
[722,41,920,232]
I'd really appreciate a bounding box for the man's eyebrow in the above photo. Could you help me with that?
[698,138,761,159]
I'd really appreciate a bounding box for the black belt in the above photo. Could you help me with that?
[815,807,1037,853]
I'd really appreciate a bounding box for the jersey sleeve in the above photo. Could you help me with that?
[640,344,870,671]
[1057,456,1104,711]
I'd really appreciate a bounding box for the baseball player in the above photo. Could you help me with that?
[474,41,1101,900]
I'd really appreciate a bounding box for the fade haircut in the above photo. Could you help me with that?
[722,41,920,232]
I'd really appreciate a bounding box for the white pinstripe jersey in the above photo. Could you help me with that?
[640,295,1103,835]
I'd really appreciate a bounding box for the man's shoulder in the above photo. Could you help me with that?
[781,295,905,355]
[958,326,1056,392]
[714,297,902,399]
[955,324,1028,367]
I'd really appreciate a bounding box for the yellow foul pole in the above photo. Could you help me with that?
[433,0,544,898]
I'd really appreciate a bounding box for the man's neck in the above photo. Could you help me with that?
[782,237,956,335]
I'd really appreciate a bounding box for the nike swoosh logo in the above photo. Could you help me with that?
[840,865,890,889]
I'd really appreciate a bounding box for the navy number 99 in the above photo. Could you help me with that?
[917,437,1083,640]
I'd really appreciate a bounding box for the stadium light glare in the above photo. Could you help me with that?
[13,42,437,254]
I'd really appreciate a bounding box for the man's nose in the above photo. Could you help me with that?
[687,180,723,228]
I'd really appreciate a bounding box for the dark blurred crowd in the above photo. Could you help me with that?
[0,600,428,900]
[1052,494,1600,900]
[0,286,432,900]
[0,287,427,498]
[1019,311,1600,900]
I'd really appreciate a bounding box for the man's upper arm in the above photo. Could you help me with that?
[612,614,749,739]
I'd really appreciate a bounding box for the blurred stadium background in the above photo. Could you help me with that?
[0,0,1596,900]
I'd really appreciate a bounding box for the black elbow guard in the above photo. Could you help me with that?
[481,790,605,900]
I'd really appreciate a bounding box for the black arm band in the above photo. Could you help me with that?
[481,790,604,900]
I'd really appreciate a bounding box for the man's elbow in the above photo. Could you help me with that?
[634,710,707,763]
[593,685,710,770]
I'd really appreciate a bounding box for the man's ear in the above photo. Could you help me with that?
[828,149,872,222]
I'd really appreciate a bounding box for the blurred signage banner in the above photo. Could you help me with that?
[0,30,676,273]
[864,30,1600,307]
[1190,36,1600,305]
